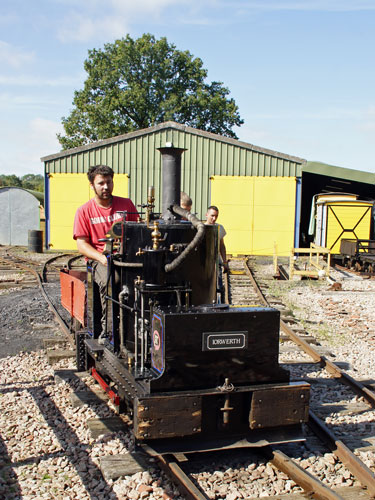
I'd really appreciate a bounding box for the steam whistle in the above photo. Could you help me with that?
[151,221,161,250]
[145,186,155,227]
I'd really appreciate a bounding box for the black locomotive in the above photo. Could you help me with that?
[61,146,309,453]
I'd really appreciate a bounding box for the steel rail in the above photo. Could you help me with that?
[151,444,347,500]
[333,262,375,279]
[243,258,375,408]
[243,257,375,495]
[262,447,344,499]
[67,254,83,269]
[153,453,209,500]
[3,253,74,345]
[41,253,75,282]
[309,410,375,496]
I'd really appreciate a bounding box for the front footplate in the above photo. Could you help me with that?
[134,382,310,441]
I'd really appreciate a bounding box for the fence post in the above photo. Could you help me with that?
[273,242,278,275]
[289,248,294,280]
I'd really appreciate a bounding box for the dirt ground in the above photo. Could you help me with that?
[0,284,65,359]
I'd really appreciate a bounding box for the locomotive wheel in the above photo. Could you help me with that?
[354,261,362,272]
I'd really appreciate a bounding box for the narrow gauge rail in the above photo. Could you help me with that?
[137,257,374,499]
[224,257,375,498]
[332,261,375,279]
[0,248,82,345]
[2,247,375,498]
[56,254,375,498]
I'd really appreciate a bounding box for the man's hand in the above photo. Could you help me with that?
[98,253,108,266]
[76,237,108,266]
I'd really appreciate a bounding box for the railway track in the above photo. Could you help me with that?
[222,257,375,498]
[0,247,85,345]
[332,261,375,279]
[1,249,374,499]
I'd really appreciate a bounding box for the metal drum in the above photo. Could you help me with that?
[28,229,43,253]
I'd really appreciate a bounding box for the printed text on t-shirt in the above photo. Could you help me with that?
[90,213,123,225]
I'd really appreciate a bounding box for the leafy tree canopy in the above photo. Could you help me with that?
[58,33,244,149]
[0,174,44,192]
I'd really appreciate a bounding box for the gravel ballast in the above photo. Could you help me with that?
[0,254,375,499]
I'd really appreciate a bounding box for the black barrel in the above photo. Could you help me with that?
[28,230,43,253]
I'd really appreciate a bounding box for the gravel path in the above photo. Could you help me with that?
[0,254,374,499]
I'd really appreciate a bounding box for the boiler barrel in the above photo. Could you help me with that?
[28,230,43,253]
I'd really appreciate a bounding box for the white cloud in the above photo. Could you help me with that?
[0,92,62,111]
[0,118,63,176]
[29,118,64,156]
[0,40,35,68]
[0,74,84,87]
[358,105,375,133]
[225,0,375,12]
[57,0,192,42]
[248,107,361,121]
[236,124,272,146]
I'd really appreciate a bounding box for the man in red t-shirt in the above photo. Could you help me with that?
[73,165,139,338]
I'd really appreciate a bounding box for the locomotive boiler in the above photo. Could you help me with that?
[61,146,310,453]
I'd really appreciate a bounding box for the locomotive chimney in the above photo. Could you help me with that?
[158,145,186,222]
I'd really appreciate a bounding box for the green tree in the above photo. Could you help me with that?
[21,174,44,192]
[0,174,44,192]
[58,34,243,149]
[0,175,22,187]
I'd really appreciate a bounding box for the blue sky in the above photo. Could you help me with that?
[2,0,375,176]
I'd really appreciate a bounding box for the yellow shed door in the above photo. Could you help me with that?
[48,173,129,250]
[210,176,296,256]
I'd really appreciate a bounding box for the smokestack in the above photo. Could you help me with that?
[158,145,186,222]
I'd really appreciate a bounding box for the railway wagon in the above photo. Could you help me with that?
[60,146,310,454]
[309,193,374,255]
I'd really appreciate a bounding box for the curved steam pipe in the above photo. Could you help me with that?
[164,205,206,273]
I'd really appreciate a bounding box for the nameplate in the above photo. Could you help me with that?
[202,332,247,351]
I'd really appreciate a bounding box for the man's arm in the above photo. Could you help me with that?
[220,238,228,271]
[76,237,108,266]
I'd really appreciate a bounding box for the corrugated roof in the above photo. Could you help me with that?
[303,161,375,185]
[41,121,306,164]
[0,186,44,204]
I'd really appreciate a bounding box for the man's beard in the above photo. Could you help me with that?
[93,186,112,201]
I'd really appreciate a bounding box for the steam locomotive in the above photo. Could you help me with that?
[61,146,309,453]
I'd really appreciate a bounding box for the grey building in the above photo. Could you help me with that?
[0,187,41,245]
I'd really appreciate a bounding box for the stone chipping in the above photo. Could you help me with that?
[0,253,375,499]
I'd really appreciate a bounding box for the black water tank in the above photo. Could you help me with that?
[28,230,43,253]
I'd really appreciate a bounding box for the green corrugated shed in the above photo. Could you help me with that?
[41,121,305,218]
[303,161,375,185]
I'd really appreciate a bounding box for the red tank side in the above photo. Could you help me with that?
[60,269,87,326]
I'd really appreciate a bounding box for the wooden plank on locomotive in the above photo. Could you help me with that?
[249,385,310,429]
[134,395,202,439]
